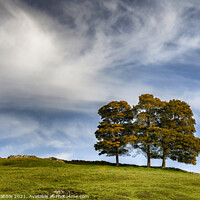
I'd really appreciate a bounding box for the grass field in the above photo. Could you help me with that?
[0,158,200,200]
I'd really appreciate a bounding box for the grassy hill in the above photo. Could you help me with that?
[0,158,200,200]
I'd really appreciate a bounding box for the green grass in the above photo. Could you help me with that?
[0,158,200,199]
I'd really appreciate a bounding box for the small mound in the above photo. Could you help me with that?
[46,157,65,163]
[0,157,66,168]
[7,155,38,159]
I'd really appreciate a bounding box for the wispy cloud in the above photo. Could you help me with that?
[0,109,97,158]
[1,0,200,113]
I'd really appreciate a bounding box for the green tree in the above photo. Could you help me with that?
[94,101,135,166]
[158,99,200,168]
[133,94,164,167]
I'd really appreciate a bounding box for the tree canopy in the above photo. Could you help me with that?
[158,99,200,167]
[94,95,200,168]
[94,101,135,166]
[133,94,165,167]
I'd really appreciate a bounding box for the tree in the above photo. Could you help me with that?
[133,96,200,168]
[95,95,200,169]
[158,99,200,168]
[94,101,135,166]
[133,94,164,167]
[147,127,177,168]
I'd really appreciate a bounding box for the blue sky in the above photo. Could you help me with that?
[0,0,200,172]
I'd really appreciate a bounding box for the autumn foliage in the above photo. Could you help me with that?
[94,101,135,166]
[94,94,200,167]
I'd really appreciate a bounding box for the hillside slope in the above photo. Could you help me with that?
[0,158,200,200]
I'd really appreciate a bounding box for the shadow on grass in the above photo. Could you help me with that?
[64,160,192,173]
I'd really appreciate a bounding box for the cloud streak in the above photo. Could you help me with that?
[0,0,200,112]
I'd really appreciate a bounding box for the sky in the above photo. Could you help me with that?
[0,0,200,173]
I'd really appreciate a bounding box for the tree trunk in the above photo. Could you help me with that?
[116,152,119,167]
[147,116,151,168]
[162,150,166,168]
[147,144,151,167]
